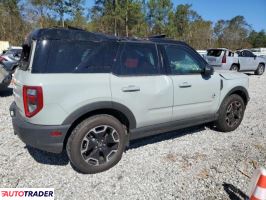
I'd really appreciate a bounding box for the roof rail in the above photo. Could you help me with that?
[148,34,166,39]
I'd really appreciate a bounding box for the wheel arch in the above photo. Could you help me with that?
[62,101,136,148]
[224,86,249,106]
[231,63,240,70]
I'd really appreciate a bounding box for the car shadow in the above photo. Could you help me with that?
[0,88,13,97]
[244,72,255,76]
[25,124,210,167]
[26,146,69,166]
[128,124,209,150]
[223,183,248,200]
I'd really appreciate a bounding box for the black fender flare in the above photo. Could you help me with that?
[62,101,136,129]
[220,86,249,108]
[227,86,249,103]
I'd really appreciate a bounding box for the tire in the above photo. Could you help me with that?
[67,114,127,174]
[215,94,245,132]
[230,64,239,72]
[255,64,265,75]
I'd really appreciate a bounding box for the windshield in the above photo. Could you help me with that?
[207,49,224,57]
[4,49,22,55]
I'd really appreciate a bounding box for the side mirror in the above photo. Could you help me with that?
[203,65,214,76]
[254,55,257,60]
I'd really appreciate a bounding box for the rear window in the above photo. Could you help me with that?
[32,40,119,73]
[207,49,224,57]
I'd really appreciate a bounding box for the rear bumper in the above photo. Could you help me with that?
[10,102,71,153]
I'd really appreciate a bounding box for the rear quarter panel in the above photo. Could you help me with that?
[13,70,111,125]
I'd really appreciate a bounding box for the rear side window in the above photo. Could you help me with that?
[117,43,159,75]
[207,49,224,57]
[32,40,119,73]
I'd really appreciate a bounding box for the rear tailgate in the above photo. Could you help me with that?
[206,49,225,66]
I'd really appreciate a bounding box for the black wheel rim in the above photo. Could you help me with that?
[225,101,243,127]
[80,125,120,166]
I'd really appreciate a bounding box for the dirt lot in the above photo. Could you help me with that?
[0,73,265,200]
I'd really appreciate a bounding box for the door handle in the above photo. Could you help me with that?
[122,85,140,92]
[179,82,191,88]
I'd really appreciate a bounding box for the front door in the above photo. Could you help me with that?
[161,44,220,121]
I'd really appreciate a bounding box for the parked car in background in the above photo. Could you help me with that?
[236,49,265,75]
[0,47,22,72]
[206,48,239,71]
[0,65,12,90]
[196,50,207,59]
[10,28,249,174]
[206,48,265,75]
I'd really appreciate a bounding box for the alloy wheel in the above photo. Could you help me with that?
[80,125,120,166]
[225,101,243,127]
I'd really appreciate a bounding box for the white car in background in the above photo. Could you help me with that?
[206,48,239,70]
[206,48,265,75]
[235,49,265,75]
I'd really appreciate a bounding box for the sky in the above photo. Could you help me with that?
[85,0,266,31]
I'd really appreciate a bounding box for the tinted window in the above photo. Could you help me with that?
[244,50,254,57]
[118,43,159,75]
[207,49,223,57]
[228,51,234,57]
[32,40,119,73]
[164,45,203,74]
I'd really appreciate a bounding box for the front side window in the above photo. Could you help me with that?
[164,45,203,74]
[118,43,159,75]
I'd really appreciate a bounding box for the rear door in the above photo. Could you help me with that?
[111,42,173,128]
[238,50,255,70]
[246,50,259,70]
[161,44,220,121]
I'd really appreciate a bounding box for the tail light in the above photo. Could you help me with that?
[23,86,43,117]
[222,52,226,63]
[0,56,7,62]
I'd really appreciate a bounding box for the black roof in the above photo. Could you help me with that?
[25,27,189,47]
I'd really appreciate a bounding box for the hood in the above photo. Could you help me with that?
[218,70,248,80]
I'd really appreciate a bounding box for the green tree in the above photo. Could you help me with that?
[90,0,146,37]
[214,16,251,49]
[0,0,31,45]
[248,30,266,48]
[147,0,173,34]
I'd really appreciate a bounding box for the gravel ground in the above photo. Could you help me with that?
[0,73,265,200]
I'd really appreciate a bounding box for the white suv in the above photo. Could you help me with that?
[10,28,249,173]
[206,48,265,75]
